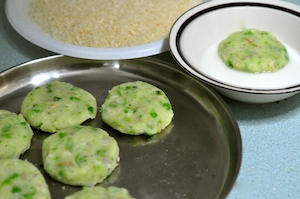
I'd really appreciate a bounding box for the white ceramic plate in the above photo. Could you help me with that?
[5,0,169,60]
[169,0,300,103]
[170,0,300,90]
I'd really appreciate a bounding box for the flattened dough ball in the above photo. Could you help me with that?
[218,28,289,73]
[0,110,33,159]
[42,125,119,186]
[101,81,174,136]
[0,159,51,199]
[65,186,134,199]
[21,81,97,133]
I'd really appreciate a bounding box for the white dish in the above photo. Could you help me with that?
[169,0,300,103]
[5,0,169,60]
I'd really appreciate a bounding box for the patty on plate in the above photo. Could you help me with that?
[64,186,134,199]
[21,81,97,133]
[42,125,119,186]
[101,81,174,135]
[0,159,51,199]
[0,109,33,159]
[218,28,289,73]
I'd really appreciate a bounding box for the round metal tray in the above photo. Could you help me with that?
[0,55,241,199]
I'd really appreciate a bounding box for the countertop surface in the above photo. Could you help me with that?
[1,0,300,198]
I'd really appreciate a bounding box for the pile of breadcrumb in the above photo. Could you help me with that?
[29,0,204,48]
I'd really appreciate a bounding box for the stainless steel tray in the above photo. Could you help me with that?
[0,55,241,199]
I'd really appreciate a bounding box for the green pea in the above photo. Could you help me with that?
[58,132,66,138]
[1,173,19,186]
[150,111,158,118]
[163,103,171,111]
[88,106,94,113]
[12,186,22,193]
[70,96,80,101]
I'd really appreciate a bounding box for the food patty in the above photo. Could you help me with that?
[21,81,97,133]
[0,159,51,199]
[65,186,134,199]
[0,110,33,159]
[42,125,119,186]
[218,28,289,73]
[101,81,174,135]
